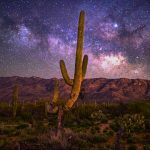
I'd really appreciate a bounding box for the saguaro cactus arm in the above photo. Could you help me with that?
[82,54,88,80]
[60,60,73,86]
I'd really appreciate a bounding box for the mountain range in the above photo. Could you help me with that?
[0,76,150,103]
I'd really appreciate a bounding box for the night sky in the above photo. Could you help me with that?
[0,0,150,79]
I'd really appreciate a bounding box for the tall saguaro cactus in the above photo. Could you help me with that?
[50,11,88,137]
[60,10,88,110]
[12,85,19,118]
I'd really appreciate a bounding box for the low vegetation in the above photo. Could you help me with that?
[0,100,150,150]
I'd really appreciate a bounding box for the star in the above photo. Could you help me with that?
[113,23,118,28]
[0,0,149,79]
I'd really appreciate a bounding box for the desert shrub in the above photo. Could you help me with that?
[72,104,101,120]
[106,144,114,150]
[94,126,99,131]
[144,145,150,150]
[90,127,97,134]
[64,111,76,126]
[0,102,11,117]
[2,127,15,135]
[69,137,91,149]
[119,114,145,133]
[127,101,150,118]
[145,119,150,132]
[20,112,32,121]
[21,103,43,117]
[64,110,92,128]
[16,123,29,129]
[90,109,108,123]
[127,135,135,144]
[48,114,57,127]
[46,140,64,150]
[0,139,5,148]
[103,103,122,117]
[36,121,45,130]
[92,135,101,143]
[128,144,137,150]
[110,119,120,131]
[103,129,114,137]
[0,138,8,149]
[76,140,91,149]
[90,134,108,143]
[98,144,107,150]
[143,133,150,143]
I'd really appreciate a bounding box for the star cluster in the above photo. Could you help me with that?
[0,0,150,79]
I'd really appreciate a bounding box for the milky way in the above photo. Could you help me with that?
[0,0,150,79]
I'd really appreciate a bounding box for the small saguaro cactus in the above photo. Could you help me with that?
[51,78,60,113]
[12,85,19,118]
[60,10,88,110]
[52,78,59,105]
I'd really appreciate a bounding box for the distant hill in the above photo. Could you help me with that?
[0,76,150,103]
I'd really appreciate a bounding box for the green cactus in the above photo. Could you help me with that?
[12,85,19,118]
[60,10,88,110]
[49,11,88,137]
[90,109,107,123]
[52,78,59,105]
[51,78,60,113]
[119,114,145,133]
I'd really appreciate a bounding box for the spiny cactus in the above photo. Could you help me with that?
[50,78,60,113]
[60,10,88,110]
[52,78,59,105]
[12,85,19,118]
[90,109,107,123]
[119,114,145,133]
[49,11,88,137]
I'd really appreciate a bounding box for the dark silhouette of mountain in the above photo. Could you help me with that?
[0,76,150,103]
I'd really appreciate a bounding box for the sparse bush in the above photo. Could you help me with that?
[127,101,150,118]
[90,127,97,134]
[90,109,108,123]
[145,119,150,132]
[70,137,91,149]
[72,104,100,120]
[119,114,145,133]
[0,138,8,149]
[20,112,32,121]
[12,85,19,118]
[16,123,29,129]
[0,102,10,117]
[127,135,135,144]
[128,144,137,150]
[144,145,150,150]
[0,139,5,148]
[110,119,120,131]
[90,134,108,143]
[104,129,114,137]
[2,127,15,136]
